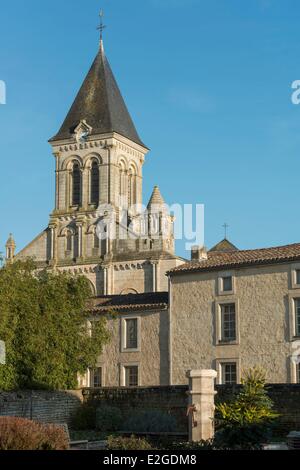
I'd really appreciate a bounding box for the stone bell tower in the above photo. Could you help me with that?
[15,17,185,294]
[47,36,149,267]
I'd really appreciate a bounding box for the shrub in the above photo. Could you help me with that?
[96,405,123,432]
[107,435,153,450]
[214,368,279,449]
[0,417,69,450]
[170,439,214,451]
[122,409,177,433]
[71,404,96,430]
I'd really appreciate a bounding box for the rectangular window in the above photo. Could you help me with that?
[296,270,300,286]
[222,276,233,292]
[221,363,237,385]
[221,304,236,341]
[124,366,138,387]
[125,319,138,349]
[89,367,102,388]
[295,299,300,337]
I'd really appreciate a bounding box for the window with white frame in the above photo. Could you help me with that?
[124,365,138,387]
[89,367,102,388]
[221,363,237,385]
[295,299,300,337]
[221,303,236,342]
[124,318,138,350]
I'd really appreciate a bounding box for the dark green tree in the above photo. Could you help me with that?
[0,260,110,390]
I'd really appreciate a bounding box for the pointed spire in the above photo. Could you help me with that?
[50,13,146,148]
[147,186,166,210]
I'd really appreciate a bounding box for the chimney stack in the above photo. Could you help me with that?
[191,245,208,261]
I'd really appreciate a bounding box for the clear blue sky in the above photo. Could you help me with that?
[1,0,300,259]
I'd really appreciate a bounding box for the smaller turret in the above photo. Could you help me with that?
[5,234,16,262]
[146,186,174,254]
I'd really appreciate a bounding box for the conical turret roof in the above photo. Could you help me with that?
[50,41,146,148]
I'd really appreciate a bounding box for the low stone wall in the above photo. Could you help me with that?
[0,390,82,426]
[83,386,189,433]
[0,383,299,436]
[217,384,300,437]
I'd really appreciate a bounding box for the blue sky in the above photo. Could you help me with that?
[1,0,300,259]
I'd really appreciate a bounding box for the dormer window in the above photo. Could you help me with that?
[74,120,92,143]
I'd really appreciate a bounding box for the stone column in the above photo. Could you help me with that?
[152,261,159,292]
[49,225,57,262]
[103,267,108,295]
[77,224,82,258]
[186,369,217,442]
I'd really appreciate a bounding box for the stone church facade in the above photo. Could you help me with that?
[11,38,184,296]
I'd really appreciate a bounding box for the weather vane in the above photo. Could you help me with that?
[97,9,106,43]
[223,223,229,240]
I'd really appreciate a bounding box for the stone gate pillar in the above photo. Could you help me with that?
[186,369,217,442]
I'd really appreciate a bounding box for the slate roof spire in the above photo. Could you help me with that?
[50,28,146,148]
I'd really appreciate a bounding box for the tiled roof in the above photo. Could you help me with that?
[90,292,169,314]
[168,242,300,275]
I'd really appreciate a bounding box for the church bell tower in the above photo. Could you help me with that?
[15,12,184,295]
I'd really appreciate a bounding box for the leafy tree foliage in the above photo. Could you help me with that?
[0,260,110,390]
[215,368,279,449]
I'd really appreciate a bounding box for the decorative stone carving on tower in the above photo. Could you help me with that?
[5,234,16,263]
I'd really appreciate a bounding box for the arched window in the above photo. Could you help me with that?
[119,161,126,203]
[90,161,100,205]
[128,166,137,208]
[94,230,100,249]
[66,230,73,252]
[72,162,81,206]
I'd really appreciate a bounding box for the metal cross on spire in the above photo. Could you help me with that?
[223,223,229,240]
[97,9,106,43]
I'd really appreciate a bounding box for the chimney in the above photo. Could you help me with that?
[191,245,208,261]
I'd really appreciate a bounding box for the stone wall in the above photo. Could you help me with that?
[0,384,299,436]
[170,263,298,385]
[91,309,170,388]
[0,390,82,426]
[83,386,189,433]
[83,383,300,437]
